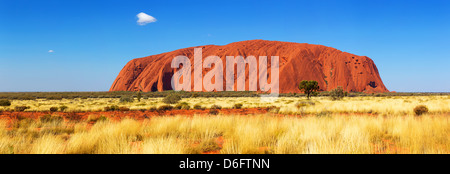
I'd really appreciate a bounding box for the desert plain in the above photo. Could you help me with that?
[0,92,448,154]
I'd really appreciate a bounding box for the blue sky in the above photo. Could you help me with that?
[0,0,449,92]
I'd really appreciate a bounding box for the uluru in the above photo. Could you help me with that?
[110,40,388,93]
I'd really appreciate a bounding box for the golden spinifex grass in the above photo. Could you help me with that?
[3,96,449,115]
[0,114,448,154]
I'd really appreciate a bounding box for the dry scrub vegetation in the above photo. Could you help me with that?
[1,96,449,115]
[0,114,448,154]
[0,95,448,154]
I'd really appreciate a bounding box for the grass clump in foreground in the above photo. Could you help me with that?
[0,114,448,154]
[414,105,428,116]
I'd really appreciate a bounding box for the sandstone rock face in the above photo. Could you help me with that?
[110,40,388,93]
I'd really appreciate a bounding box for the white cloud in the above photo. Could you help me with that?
[137,12,157,25]
[48,50,54,53]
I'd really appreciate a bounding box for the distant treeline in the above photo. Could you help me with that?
[0,91,448,100]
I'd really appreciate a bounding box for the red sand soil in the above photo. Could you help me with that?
[110,39,388,93]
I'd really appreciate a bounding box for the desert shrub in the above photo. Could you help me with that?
[40,114,64,123]
[232,103,243,109]
[210,104,222,109]
[209,109,219,115]
[15,106,30,112]
[162,94,181,104]
[49,107,59,112]
[193,104,204,110]
[158,105,173,111]
[98,115,108,122]
[111,105,119,111]
[104,105,120,111]
[181,105,191,110]
[414,105,429,116]
[120,96,134,103]
[330,86,345,100]
[59,105,68,112]
[119,106,130,111]
[174,102,189,110]
[137,91,142,102]
[0,99,11,106]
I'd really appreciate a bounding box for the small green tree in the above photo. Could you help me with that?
[330,86,345,100]
[298,80,320,99]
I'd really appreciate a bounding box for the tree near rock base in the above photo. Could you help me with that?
[298,80,320,99]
